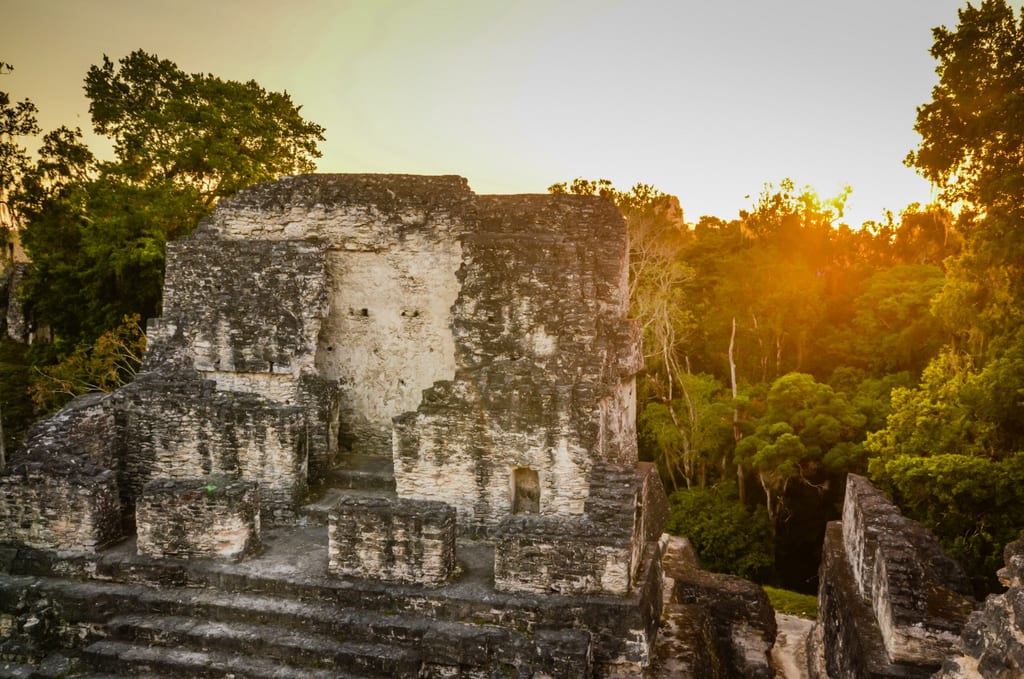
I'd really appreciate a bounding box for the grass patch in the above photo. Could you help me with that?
[763,585,817,619]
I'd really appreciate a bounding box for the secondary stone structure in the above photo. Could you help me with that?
[814,474,977,678]
[0,174,672,678]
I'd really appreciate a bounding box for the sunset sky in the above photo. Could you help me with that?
[4,1,1006,226]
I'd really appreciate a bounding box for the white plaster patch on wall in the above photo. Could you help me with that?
[316,234,462,437]
[548,432,589,515]
[529,325,558,357]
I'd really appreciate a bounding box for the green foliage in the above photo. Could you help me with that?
[28,314,146,414]
[908,0,1024,356]
[0,61,39,222]
[762,586,817,619]
[866,344,1024,462]
[0,335,32,453]
[908,0,1024,214]
[850,264,945,374]
[16,50,326,348]
[85,50,324,203]
[736,373,867,522]
[869,452,1024,595]
[637,373,734,491]
[666,486,775,581]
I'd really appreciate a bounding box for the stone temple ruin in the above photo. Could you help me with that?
[3,173,1024,678]
[0,174,676,677]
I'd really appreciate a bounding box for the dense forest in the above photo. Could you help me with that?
[554,0,1024,597]
[3,1,1024,597]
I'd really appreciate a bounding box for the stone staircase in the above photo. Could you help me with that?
[0,454,642,678]
[299,453,398,524]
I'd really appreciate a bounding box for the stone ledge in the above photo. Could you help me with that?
[842,475,973,666]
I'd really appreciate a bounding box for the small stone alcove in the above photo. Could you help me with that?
[511,467,540,514]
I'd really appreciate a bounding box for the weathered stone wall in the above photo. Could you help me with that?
[327,496,456,586]
[0,470,120,553]
[494,515,632,595]
[156,239,328,378]
[4,262,29,343]
[815,475,975,678]
[136,478,260,561]
[661,536,777,679]
[0,393,122,551]
[935,531,1024,678]
[118,373,306,524]
[196,174,473,454]
[1,173,646,548]
[489,463,668,598]
[394,194,643,530]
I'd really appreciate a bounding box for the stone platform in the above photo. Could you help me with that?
[0,518,662,678]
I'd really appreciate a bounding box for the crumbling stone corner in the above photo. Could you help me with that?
[0,393,122,552]
[815,474,975,678]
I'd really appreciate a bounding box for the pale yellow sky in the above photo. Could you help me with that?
[4,0,1003,226]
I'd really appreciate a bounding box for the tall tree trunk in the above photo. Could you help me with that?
[775,333,784,377]
[729,316,746,505]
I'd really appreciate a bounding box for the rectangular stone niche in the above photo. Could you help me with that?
[136,478,261,561]
[328,496,456,586]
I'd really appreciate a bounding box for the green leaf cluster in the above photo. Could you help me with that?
[870,453,1024,595]
[665,486,775,582]
[13,50,325,352]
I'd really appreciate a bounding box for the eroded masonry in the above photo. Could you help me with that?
[0,174,673,677]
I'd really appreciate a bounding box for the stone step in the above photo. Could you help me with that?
[1,575,547,673]
[106,613,421,677]
[83,640,355,679]
[298,486,397,525]
[325,454,396,491]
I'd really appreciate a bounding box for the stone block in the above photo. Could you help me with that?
[840,475,973,667]
[663,536,776,679]
[119,378,306,524]
[936,531,1024,678]
[0,466,120,553]
[327,496,455,586]
[136,478,260,561]
[493,515,632,596]
[0,392,123,552]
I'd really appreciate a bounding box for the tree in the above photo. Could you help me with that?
[0,61,39,245]
[16,50,326,349]
[849,264,946,374]
[85,51,324,206]
[706,181,853,383]
[871,452,1024,595]
[907,0,1024,357]
[0,336,31,455]
[665,485,775,581]
[28,314,146,413]
[638,372,734,490]
[908,0,1024,216]
[736,373,867,524]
